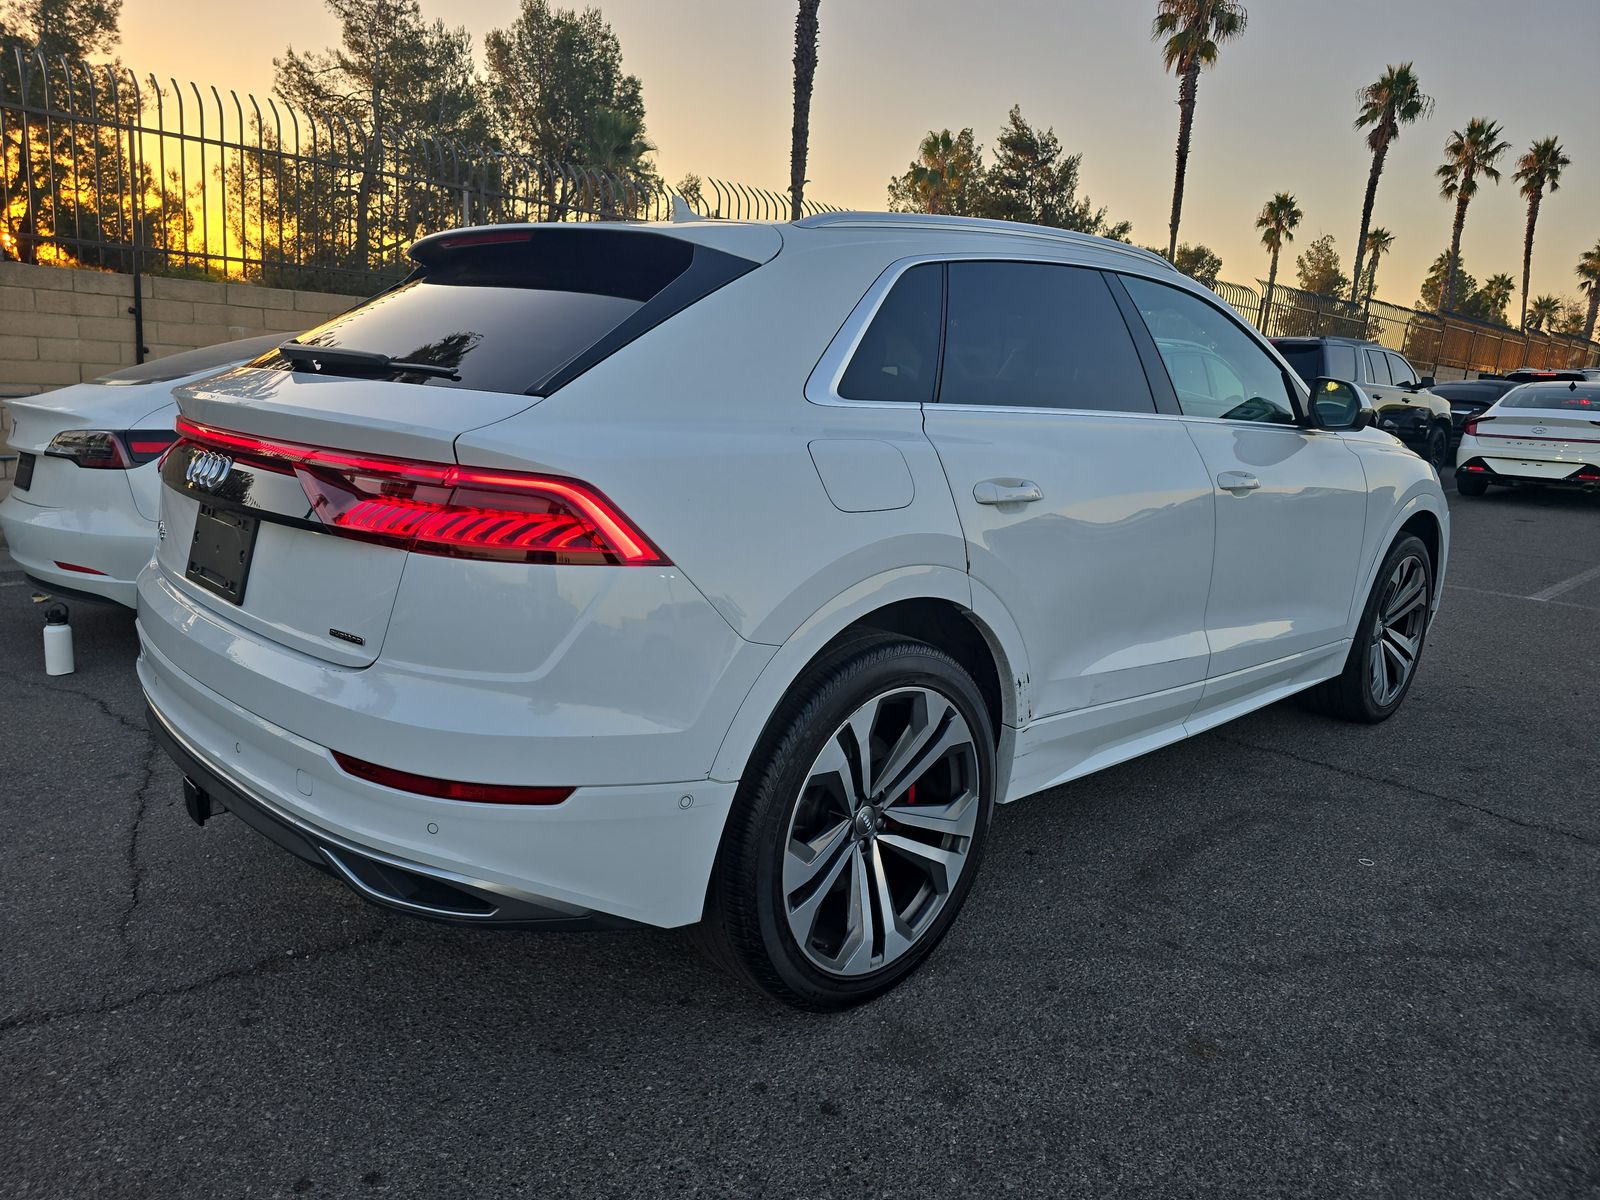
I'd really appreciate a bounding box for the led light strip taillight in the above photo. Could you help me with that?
[172,417,668,566]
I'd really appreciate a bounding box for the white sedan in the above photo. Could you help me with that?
[1454,380,1600,496]
[137,216,1448,1009]
[1,336,284,605]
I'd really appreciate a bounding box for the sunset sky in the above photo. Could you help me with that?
[116,0,1600,308]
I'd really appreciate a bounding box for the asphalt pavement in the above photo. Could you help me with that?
[2,469,1598,1199]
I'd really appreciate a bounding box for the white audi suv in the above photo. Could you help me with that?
[137,214,1448,1008]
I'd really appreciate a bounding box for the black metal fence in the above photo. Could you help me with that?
[1212,278,1599,378]
[1,47,844,294]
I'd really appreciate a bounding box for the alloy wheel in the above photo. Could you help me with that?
[781,687,980,977]
[1368,553,1428,707]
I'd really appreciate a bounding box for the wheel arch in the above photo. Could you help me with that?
[1348,488,1450,639]
[708,567,1027,796]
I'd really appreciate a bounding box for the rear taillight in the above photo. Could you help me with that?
[46,430,129,469]
[331,751,572,805]
[1462,414,1494,438]
[172,418,667,566]
[44,428,176,468]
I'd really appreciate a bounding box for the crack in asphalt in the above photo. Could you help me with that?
[1214,734,1596,849]
[115,741,163,954]
[7,672,147,736]
[0,930,408,1037]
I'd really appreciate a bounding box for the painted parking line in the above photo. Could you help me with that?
[1527,562,1600,603]
[1447,582,1597,611]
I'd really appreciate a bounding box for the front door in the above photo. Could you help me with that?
[1116,274,1368,713]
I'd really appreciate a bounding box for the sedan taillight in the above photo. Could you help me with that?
[45,429,177,468]
[1461,414,1494,438]
[172,417,668,566]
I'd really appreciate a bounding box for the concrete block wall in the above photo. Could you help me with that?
[0,262,360,396]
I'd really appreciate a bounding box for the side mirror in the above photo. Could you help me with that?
[1418,375,1436,389]
[1309,378,1375,431]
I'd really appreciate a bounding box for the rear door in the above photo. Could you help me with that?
[921,260,1216,725]
[1116,274,1368,702]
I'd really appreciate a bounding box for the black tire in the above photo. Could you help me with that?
[1423,424,1448,471]
[1455,471,1489,497]
[1302,533,1433,724]
[697,636,996,1010]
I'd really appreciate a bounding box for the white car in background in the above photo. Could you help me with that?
[138,215,1448,1010]
[1455,379,1600,496]
[0,335,284,605]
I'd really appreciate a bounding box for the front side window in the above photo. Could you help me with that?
[1120,275,1297,424]
[939,262,1155,413]
[837,263,943,403]
[1386,353,1418,388]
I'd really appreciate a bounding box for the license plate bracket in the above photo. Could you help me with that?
[186,504,258,605]
[14,451,35,491]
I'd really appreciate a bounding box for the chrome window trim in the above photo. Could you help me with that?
[806,251,1186,411]
[806,252,1316,426]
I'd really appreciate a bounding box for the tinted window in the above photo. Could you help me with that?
[1501,384,1600,410]
[1121,275,1296,424]
[255,229,746,396]
[94,334,285,385]
[1274,342,1323,387]
[939,262,1154,412]
[1325,343,1358,383]
[1386,353,1418,388]
[1365,349,1392,385]
[838,264,942,404]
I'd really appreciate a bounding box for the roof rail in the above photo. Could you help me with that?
[793,211,1178,272]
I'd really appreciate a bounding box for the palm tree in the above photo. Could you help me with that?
[1151,0,1248,261]
[908,130,978,215]
[789,1,822,221]
[582,107,656,219]
[1255,191,1302,329]
[1512,137,1571,329]
[1348,64,1433,303]
[1361,227,1395,306]
[1480,273,1515,325]
[1526,294,1562,333]
[1436,117,1511,313]
[1577,240,1600,344]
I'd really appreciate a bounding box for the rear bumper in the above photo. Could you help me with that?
[0,489,150,607]
[147,701,631,929]
[138,628,739,928]
[1455,454,1600,491]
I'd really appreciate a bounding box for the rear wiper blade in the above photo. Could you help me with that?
[277,340,460,381]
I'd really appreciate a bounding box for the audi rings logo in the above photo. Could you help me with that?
[185,448,234,491]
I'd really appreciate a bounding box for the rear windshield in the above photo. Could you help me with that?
[253,229,753,396]
[1273,343,1323,386]
[1501,384,1600,411]
[94,334,284,385]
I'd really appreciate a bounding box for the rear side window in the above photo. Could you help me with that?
[837,264,943,404]
[256,229,754,397]
[1273,342,1324,387]
[1325,344,1358,383]
[1365,349,1392,385]
[939,262,1155,412]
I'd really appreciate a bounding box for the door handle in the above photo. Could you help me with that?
[974,479,1043,505]
[1216,471,1260,492]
